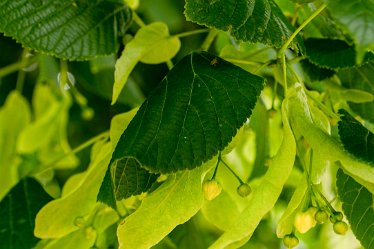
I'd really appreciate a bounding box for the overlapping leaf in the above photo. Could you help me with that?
[336,167,374,249]
[0,0,132,60]
[0,178,52,249]
[185,0,301,49]
[324,0,374,62]
[111,51,264,174]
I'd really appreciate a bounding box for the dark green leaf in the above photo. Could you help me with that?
[337,110,374,249]
[323,0,374,62]
[97,169,117,209]
[300,59,335,82]
[338,110,374,162]
[184,0,301,49]
[336,170,374,249]
[339,62,374,122]
[0,0,132,60]
[305,38,374,69]
[0,178,52,249]
[112,157,158,200]
[112,51,264,173]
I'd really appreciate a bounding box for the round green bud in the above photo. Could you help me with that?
[202,179,222,201]
[237,183,252,197]
[330,211,344,223]
[315,210,329,224]
[283,234,299,248]
[333,221,349,235]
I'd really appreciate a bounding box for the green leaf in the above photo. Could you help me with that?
[0,0,132,60]
[185,0,301,49]
[112,51,264,174]
[304,38,374,69]
[40,228,97,249]
[323,0,374,62]
[0,91,31,200]
[112,157,158,200]
[276,178,308,237]
[210,101,296,248]
[112,22,181,104]
[287,83,374,193]
[201,191,240,231]
[117,160,214,249]
[0,178,53,249]
[339,62,374,122]
[336,170,374,249]
[34,142,111,238]
[338,110,374,162]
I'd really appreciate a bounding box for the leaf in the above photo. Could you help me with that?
[339,62,374,123]
[287,83,374,193]
[276,178,308,237]
[112,157,158,200]
[112,51,264,174]
[338,110,374,162]
[41,228,97,249]
[112,22,181,104]
[0,91,31,200]
[300,59,335,82]
[323,0,374,62]
[0,178,53,249]
[210,101,296,248]
[336,170,374,249]
[201,191,240,231]
[185,0,301,49]
[117,160,214,249]
[304,38,374,69]
[0,0,132,60]
[34,143,111,238]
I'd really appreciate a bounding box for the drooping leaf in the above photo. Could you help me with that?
[323,0,374,62]
[112,51,264,174]
[112,22,181,104]
[304,38,374,69]
[0,178,53,249]
[112,157,158,200]
[210,101,296,248]
[0,91,31,200]
[339,62,374,122]
[338,110,374,162]
[117,160,214,249]
[185,0,301,49]
[287,83,374,193]
[34,142,111,238]
[0,0,132,60]
[336,170,374,249]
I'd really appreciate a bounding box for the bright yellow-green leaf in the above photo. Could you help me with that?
[41,228,97,249]
[210,101,296,248]
[112,22,180,104]
[116,160,214,249]
[34,143,111,238]
[109,108,138,150]
[0,91,31,200]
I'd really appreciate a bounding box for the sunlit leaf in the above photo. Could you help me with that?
[0,178,52,249]
[112,22,181,104]
[112,52,264,174]
[117,160,214,249]
[0,0,132,60]
[210,101,296,248]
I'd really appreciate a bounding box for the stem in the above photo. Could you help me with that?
[278,3,327,56]
[171,29,210,39]
[16,49,30,93]
[132,11,145,27]
[201,29,218,51]
[0,57,38,78]
[219,155,244,184]
[34,131,109,174]
[281,54,288,95]
[223,58,262,66]
[166,60,174,70]
[211,155,221,180]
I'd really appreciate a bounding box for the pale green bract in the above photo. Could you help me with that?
[116,160,215,249]
[287,83,374,194]
[210,101,296,248]
[276,178,308,237]
[0,91,31,201]
[112,22,181,104]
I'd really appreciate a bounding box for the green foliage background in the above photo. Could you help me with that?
[0,0,373,249]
